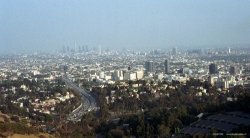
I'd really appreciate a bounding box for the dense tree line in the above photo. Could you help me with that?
[58,79,250,137]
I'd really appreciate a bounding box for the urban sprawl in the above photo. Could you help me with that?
[0,47,250,137]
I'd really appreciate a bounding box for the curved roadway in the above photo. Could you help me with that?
[62,78,97,122]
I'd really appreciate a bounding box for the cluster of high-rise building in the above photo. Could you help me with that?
[145,59,170,74]
[62,44,90,53]
[207,63,243,90]
[1,47,249,93]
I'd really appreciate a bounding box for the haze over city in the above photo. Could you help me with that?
[1,0,250,54]
[1,1,250,137]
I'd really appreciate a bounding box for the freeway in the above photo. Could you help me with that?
[62,78,97,122]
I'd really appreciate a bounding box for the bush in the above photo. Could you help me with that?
[0,122,38,134]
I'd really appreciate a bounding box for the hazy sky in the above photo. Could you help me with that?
[1,0,250,54]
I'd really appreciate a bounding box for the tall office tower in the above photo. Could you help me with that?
[62,45,66,53]
[81,45,85,52]
[145,61,154,73]
[228,48,231,54]
[98,45,102,55]
[85,45,89,52]
[66,46,70,52]
[172,47,177,55]
[113,70,124,80]
[78,46,82,53]
[165,59,170,74]
[229,66,237,75]
[208,76,214,86]
[209,63,218,74]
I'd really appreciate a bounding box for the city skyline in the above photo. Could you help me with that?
[0,35,250,137]
[1,1,250,136]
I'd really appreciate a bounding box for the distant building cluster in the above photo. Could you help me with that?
[0,47,250,116]
[1,47,249,91]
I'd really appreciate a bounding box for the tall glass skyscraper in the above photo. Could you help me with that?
[209,63,218,74]
[165,59,170,74]
[145,61,154,73]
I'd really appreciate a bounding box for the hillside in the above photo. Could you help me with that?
[0,112,55,138]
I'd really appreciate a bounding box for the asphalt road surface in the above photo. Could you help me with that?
[62,78,97,122]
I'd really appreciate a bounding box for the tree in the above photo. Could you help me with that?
[158,124,170,137]
[136,114,145,137]
[108,128,124,138]
[44,114,53,122]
